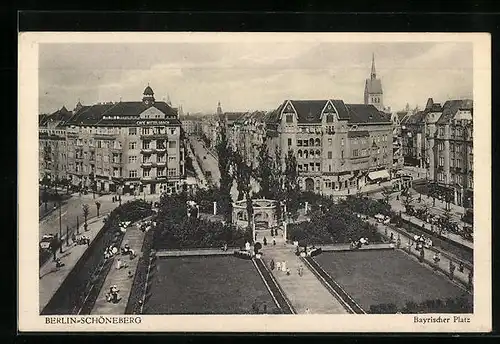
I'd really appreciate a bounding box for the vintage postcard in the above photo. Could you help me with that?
[18,32,491,332]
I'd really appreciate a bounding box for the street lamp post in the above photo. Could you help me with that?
[59,200,63,253]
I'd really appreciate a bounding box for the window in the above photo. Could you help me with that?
[456,144,461,153]
[315,163,320,172]
[341,150,344,159]
[157,167,165,176]
[142,141,151,150]
[89,139,94,147]
[170,128,176,135]
[297,140,302,147]
[129,141,137,149]
[113,167,121,178]
[328,138,332,146]
[438,142,444,151]
[288,138,292,146]
[456,159,461,168]
[439,127,445,136]
[128,155,137,164]
[439,157,444,166]
[326,114,334,123]
[168,168,176,177]
[285,114,293,123]
[451,159,455,167]
[142,127,151,135]
[129,127,137,135]
[303,140,309,147]
[143,169,150,177]
[328,164,332,172]
[450,144,455,153]
[168,156,176,162]
[353,149,359,157]
[362,148,367,156]
[129,170,138,178]
[468,176,473,188]
[327,151,332,159]
[168,141,177,149]
[298,150,303,158]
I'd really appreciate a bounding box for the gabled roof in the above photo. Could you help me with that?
[265,100,391,125]
[345,104,391,124]
[66,103,115,125]
[437,99,473,124]
[39,106,74,127]
[289,100,328,123]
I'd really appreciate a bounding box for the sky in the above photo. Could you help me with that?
[38,41,473,115]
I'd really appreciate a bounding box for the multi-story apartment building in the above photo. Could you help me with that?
[63,86,186,196]
[39,106,73,183]
[400,110,427,167]
[229,111,267,166]
[264,99,393,195]
[425,98,473,207]
[181,117,203,136]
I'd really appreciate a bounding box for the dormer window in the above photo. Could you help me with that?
[285,114,293,123]
[326,114,334,123]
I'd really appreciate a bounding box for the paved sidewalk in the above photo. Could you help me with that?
[39,215,105,313]
[91,226,146,315]
[368,218,472,289]
[261,245,348,314]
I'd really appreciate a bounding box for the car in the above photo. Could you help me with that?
[40,234,55,250]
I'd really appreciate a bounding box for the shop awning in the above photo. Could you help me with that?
[368,170,390,180]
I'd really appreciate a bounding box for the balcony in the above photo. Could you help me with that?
[140,147,153,154]
[141,161,153,167]
[298,170,321,176]
[94,132,117,140]
[156,160,166,166]
[153,146,167,153]
[140,133,169,140]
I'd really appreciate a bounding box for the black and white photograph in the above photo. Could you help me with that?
[18,32,491,332]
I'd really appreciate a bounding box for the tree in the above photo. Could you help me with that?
[284,149,300,216]
[255,142,274,199]
[82,204,90,231]
[95,201,101,217]
[232,150,254,228]
[215,128,234,223]
[401,187,415,214]
[381,186,392,205]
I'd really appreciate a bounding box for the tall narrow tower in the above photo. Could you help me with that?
[364,53,384,111]
[216,101,223,116]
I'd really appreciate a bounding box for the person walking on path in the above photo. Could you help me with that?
[270,259,275,270]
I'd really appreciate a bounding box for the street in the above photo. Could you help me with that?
[39,192,158,241]
[189,136,260,201]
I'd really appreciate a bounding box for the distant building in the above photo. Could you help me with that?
[229,111,267,166]
[364,54,384,111]
[39,106,73,183]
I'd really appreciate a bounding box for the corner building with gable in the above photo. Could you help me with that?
[64,86,186,196]
[264,99,394,196]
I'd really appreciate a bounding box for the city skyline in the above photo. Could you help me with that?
[39,41,473,115]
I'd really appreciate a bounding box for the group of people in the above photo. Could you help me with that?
[104,244,119,260]
[71,234,90,246]
[106,285,121,303]
[413,234,433,250]
[350,237,369,250]
[121,244,137,259]
[270,259,294,276]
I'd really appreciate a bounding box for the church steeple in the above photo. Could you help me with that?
[216,101,223,116]
[371,53,377,79]
[364,53,384,111]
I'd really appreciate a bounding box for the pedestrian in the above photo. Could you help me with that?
[116,258,122,270]
[270,259,275,270]
[273,239,276,246]
[255,232,258,241]
[286,268,291,276]
[263,237,267,246]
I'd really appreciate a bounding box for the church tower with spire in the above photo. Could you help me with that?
[216,101,223,116]
[364,53,384,111]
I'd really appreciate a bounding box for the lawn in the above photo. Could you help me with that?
[143,256,279,314]
[315,250,472,313]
